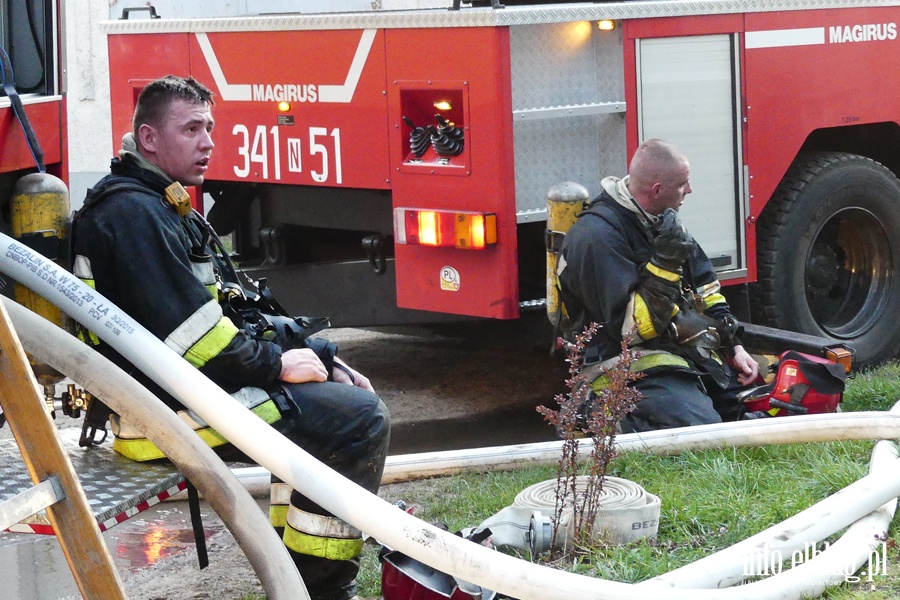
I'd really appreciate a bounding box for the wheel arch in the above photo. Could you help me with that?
[750,149,900,367]
[797,121,900,181]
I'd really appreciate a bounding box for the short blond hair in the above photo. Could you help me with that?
[628,139,687,193]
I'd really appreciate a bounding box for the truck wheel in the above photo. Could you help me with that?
[750,152,900,367]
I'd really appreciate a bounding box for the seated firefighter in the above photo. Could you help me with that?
[557,138,762,433]
[70,75,388,600]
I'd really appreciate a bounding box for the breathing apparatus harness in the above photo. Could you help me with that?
[200,211,331,351]
[70,175,335,447]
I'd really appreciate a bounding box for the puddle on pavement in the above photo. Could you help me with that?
[0,502,224,599]
[109,506,223,572]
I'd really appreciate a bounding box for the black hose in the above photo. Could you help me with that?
[0,44,45,171]
[431,114,464,157]
[19,0,47,93]
[403,116,433,157]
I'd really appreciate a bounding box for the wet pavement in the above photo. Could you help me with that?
[0,503,227,599]
[0,325,564,598]
[0,409,557,599]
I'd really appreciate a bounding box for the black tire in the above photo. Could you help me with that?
[750,152,900,367]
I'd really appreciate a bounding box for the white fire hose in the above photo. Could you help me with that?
[381,412,900,483]
[1,232,897,600]
[1,298,308,600]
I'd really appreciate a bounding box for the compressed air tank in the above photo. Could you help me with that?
[9,172,73,398]
[545,181,589,329]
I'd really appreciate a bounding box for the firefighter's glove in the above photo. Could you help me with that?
[651,208,693,274]
[715,313,744,349]
[671,309,720,347]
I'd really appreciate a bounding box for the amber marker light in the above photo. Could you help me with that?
[394,208,497,250]
[433,100,453,111]
[277,101,291,112]
[598,20,616,31]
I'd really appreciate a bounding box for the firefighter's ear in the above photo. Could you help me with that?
[136,123,158,155]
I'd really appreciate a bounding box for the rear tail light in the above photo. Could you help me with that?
[394,208,497,250]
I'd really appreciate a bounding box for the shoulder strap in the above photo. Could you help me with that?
[78,175,157,214]
[70,176,162,269]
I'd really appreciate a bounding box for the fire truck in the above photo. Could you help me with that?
[102,1,900,367]
[0,0,65,202]
[0,0,69,382]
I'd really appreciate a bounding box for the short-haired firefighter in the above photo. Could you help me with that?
[557,138,764,433]
[71,75,389,600]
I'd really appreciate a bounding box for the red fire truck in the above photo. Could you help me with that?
[0,0,69,375]
[103,1,900,367]
[0,0,66,198]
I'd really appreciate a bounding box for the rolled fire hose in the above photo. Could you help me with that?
[1,299,307,600]
[515,476,660,551]
[2,233,899,600]
[467,476,659,554]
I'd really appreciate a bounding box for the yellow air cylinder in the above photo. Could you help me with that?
[10,172,73,397]
[545,181,589,328]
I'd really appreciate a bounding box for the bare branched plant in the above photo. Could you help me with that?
[537,324,643,559]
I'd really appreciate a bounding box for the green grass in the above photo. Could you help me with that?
[841,361,900,412]
[356,361,900,599]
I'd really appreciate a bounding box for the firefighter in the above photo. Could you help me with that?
[71,75,388,600]
[557,138,762,433]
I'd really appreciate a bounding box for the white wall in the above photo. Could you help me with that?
[65,0,113,210]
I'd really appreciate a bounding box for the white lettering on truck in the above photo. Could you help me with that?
[196,29,376,103]
[829,23,897,43]
[252,84,318,103]
[746,23,897,49]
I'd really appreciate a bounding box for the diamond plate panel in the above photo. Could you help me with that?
[0,429,184,529]
[102,1,900,33]
[511,21,625,218]
[513,113,626,219]
[510,22,624,110]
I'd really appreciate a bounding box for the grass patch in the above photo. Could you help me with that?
[358,361,900,599]
[841,361,900,412]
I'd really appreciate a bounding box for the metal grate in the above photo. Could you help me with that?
[0,429,185,535]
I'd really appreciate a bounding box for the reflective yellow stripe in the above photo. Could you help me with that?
[632,352,690,371]
[591,353,691,392]
[167,300,226,357]
[635,291,679,340]
[113,399,281,461]
[270,504,289,529]
[76,277,101,345]
[184,316,239,368]
[632,293,659,340]
[704,292,728,309]
[270,482,291,528]
[645,262,681,282]
[283,526,364,560]
[77,328,101,346]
